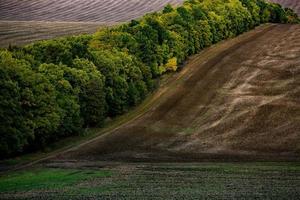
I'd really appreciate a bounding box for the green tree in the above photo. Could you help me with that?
[38,63,82,138]
[71,58,107,126]
[0,51,60,156]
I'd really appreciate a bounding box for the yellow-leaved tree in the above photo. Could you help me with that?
[165,57,177,72]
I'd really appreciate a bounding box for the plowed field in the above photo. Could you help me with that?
[57,24,300,162]
[0,0,183,47]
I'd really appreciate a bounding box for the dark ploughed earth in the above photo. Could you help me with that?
[53,24,300,163]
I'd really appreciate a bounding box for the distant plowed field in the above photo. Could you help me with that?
[0,0,183,22]
[0,0,184,47]
[0,21,104,47]
[59,24,300,162]
[270,0,300,15]
[0,0,298,47]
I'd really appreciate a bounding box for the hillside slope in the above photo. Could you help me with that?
[56,24,300,162]
[0,0,183,22]
[0,21,105,47]
[0,0,184,47]
[0,0,297,48]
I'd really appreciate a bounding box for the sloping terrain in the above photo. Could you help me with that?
[0,0,297,47]
[0,0,184,47]
[0,21,105,47]
[57,24,300,162]
[0,0,183,22]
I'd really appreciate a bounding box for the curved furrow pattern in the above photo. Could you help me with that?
[0,0,184,22]
[0,1,295,23]
[108,0,182,22]
[0,1,297,48]
[0,0,184,47]
[0,21,104,47]
[59,24,300,162]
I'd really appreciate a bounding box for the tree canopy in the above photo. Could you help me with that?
[0,0,298,158]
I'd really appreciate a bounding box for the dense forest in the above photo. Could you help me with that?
[0,0,299,158]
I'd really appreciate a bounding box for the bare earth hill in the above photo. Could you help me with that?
[0,0,183,22]
[1,0,296,22]
[55,24,300,163]
[0,1,299,162]
[0,0,184,47]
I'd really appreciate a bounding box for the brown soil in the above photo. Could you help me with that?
[0,21,105,48]
[0,0,183,47]
[0,0,183,22]
[0,1,297,48]
[54,24,300,162]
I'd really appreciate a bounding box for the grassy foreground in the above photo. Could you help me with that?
[1,162,300,199]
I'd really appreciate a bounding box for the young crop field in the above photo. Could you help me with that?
[1,21,299,196]
[1,162,300,199]
[1,0,300,199]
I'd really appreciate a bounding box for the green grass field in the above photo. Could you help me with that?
[1,162,300,199]
[0,168,112,193]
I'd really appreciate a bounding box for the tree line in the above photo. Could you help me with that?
[0,0,298,158]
